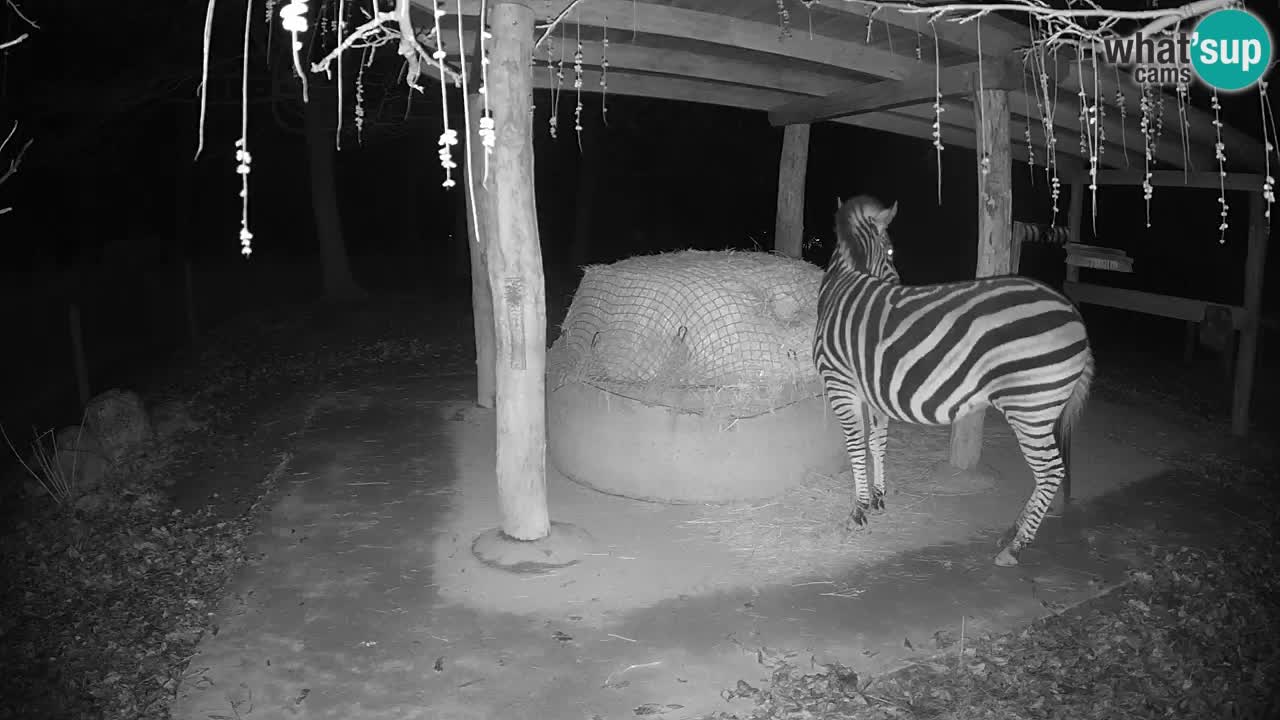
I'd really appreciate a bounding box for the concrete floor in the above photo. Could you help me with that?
[172,371,1188,720]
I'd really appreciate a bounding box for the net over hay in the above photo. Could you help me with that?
[548,250,825,411]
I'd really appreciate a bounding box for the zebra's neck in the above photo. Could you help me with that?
[826,249,896,289]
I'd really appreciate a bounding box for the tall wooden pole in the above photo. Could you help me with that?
[950,87,1012,470]
[774,123,810,259]
[485,0,549,541]
[1232,191,1269,436]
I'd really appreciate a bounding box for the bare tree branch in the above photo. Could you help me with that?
[0,122,33,216]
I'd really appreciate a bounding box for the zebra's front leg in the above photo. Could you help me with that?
[867,407,890,515]
[827,390,875,534]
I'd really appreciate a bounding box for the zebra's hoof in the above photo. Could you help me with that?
[993,547,1019,567]
[870,494,886,513]
[843,509,869,537]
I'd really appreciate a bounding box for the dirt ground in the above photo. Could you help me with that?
[163,315,1240,720]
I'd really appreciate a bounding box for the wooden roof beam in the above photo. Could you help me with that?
[768,56,1023,126]
[810,0,1026,58]
[537,69,1096,170]
[1060,168,1267,192]
[451,0,922,81]
[454,27,1164,169]
[441,28,1109,172]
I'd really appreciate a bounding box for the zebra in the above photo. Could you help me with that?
[813,195,1095,567]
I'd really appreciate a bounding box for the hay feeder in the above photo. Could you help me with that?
[547,250,847,504]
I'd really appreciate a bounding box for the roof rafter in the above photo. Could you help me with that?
[767,56,1025,126]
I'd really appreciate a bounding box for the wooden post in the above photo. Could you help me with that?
[465,91,497,410]
[950,87,1012,471]
[774,123,810,259]
[69,304,90,408]
[484,0,549,541]
[1065,180,1084,284]
[1232,192,1269,436]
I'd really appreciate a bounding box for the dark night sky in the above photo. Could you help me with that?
[2,1,1277,306]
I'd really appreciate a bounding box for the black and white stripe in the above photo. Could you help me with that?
[813,195,1095,567]
[1013,221,1071,247]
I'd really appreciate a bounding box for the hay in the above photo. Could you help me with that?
[548,250,824,415]
[684,420,1019,580]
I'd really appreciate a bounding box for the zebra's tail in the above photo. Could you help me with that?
[1054,349,1095,497]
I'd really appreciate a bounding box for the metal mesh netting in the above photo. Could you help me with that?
[547,250,826,412]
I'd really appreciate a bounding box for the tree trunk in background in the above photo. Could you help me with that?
[567,131,600,271]
[305,85,366,301]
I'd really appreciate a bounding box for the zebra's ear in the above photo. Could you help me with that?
[873,201,899,232]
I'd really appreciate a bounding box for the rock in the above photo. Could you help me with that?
[149,399,202,439]
[84,389,153,464]
[52,425,110,493]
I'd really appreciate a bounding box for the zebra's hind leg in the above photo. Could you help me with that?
[825,386,876,534]
[994,419,1067,567]
[867,407,890,514]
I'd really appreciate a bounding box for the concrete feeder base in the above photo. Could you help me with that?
[547,380,848,504]
[471,521,595,574]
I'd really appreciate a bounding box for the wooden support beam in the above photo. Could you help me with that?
[1064,281,1246,326]
[1233,192,1270,436]
[774,123,810,259]
[1064,168,1268,192]
[950,87,1012,472]
[768,57,1022,126]
[486,0,550,541]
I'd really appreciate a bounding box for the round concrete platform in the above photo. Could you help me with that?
[547,380,848,504]
[471,521,595,574]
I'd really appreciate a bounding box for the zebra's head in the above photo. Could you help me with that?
[832,195,900,282]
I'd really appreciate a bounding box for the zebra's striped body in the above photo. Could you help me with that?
[813,196,1095,567]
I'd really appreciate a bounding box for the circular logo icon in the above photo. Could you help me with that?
[1191,8,1273,92]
